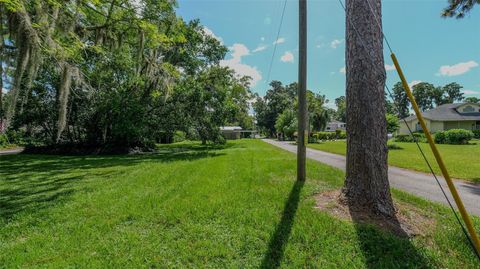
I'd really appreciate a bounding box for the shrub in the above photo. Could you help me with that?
[394,134,413,143]
[335,129,347,139]
[444,129,473,145]
[173,131,186,143]
[473,130,480,139]
[0,134,8,147]
[434,131,446,144]
[394,133,426,143]
[312,131,343,141]
[387,144,403,150]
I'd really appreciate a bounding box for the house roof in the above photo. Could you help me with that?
[403,103,480,122]
[328,120,345,124]
[220,126,243,131]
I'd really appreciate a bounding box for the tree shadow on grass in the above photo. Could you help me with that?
[348,207,435,268]
[471,178,480,184]
[260,180,305,269]
[0,143,228,221]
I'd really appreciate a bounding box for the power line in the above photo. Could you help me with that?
[264,0,288,89]
[337,0,480,261]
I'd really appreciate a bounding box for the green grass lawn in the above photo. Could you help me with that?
[1,140,479,268]
[307,140,480,183]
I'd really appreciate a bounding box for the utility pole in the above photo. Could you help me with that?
[297,0,307,181]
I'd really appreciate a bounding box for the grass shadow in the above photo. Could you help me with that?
[260,180,305,269]
[348,206,434,268]
[0,143,228,221]
[471,178,480,184]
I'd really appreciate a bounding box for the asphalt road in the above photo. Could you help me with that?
[0,148,24,156]
[263,139,480,216]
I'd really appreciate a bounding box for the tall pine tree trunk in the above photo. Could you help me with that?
[343,0,395,217]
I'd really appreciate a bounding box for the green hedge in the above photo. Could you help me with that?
[394,133,426,143]
[473,130,480,139]
[0,134,9,147]
[435,129,473,145]
[311,131,346,142]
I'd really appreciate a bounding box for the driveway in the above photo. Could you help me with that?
[263,139,480,216]
[0,148,24,156]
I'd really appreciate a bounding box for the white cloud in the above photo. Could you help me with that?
[385,64,396,71]
[408,80,422,88]
[203,26,223,43]
[438,61,478,76]
[273,37,285,45]
[330,39,344,49]
[252,45,268,53]
[339,67,346,74]
[230,43,249,58]
[220,43,262,86]
[463,90,480,95]
[280,51,294,63]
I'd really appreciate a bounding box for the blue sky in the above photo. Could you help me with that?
[177,0,480,107]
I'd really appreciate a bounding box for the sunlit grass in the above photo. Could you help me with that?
[0,140,478,268]
[308,140,480,182]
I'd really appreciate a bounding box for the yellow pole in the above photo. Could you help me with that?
[391,53,480,256]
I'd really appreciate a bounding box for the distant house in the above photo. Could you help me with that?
[325,120,346,132]
[220,126,257,140]
[220,126,242,140]
[398,103,480,134]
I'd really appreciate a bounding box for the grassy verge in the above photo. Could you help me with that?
[307,140,480,183]
[1,139,479,268]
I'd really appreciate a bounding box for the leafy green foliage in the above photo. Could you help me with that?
[412,82,436,111]
[435,129,474,144]
[386,113,400,133]
[334,96,346,122]
[473,130,480,139]
[434,131,447,144]
[307,91,330,132]
[464,97,480,104]
[394,133,426,143]
[443,0,480,18]
[275,109,297,140]
[311,131,345,141]
[0,0,250,148]
[253,81,296,137]
[391,82,410,119]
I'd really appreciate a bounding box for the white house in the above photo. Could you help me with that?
[325,120,346,132]
[398,103,480,134]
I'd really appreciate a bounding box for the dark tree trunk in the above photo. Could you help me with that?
[0,6,4,131]
[343,0,395,217]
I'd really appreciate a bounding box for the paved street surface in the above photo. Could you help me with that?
[264,139,480,216]
[0,148,24,156]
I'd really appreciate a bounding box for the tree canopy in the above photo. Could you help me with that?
[0,0,252,149]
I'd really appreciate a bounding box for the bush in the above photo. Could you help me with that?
[0,134,8,147]
[434,131,446,144]
[443,129,473,145]
[173,131,186,143]
[335,129,347,139]
[394,133,426,143]
[387,143,403,150]
[473,130,480,139]
[312,131,342,141]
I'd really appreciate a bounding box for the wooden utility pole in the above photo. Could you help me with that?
[297,0,307,181]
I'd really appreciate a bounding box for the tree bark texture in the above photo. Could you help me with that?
[343,0,395,217]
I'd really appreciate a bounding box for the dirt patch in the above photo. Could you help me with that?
[315,190,436,238]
